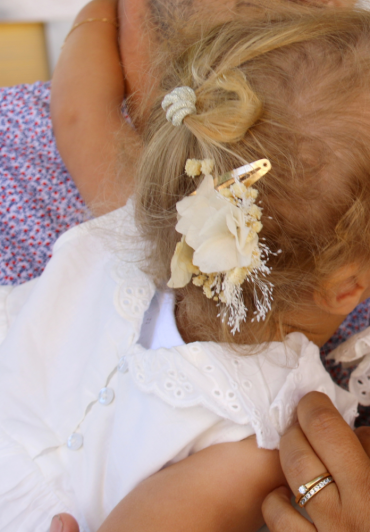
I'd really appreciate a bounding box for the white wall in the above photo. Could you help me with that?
[0,0,86,21]
[44,21,73,71]
[0,1,87,72]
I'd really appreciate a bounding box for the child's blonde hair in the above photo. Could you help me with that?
[134,5,370,344]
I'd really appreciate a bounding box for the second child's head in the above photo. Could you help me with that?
[134,5,370,346]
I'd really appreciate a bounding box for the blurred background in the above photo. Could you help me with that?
[2,0,370,88]
[0,0,86,86]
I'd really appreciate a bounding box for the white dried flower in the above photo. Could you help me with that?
[203,286,213,299]
[231,181,248,199]
[168,158,274,334]
[245,188,259,200]
[252,221,263,233]
[249,204,262,220]
[175,175,259,274]
[219,291,227,303]
[201,159,214,175]
[185,159,202,178]
[226,267,248,286]
[192,274,206,287]
[219,189,233,199]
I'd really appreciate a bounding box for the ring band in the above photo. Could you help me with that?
[295,473,331,503]
[297,475,334,507]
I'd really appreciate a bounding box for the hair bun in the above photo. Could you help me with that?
[187,69,262,144]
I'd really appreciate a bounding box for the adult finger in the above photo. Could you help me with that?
[297,392,370,493]
[262,486,315,532]
[355,426,370,458]
[50,514,80,532]
[279,421,339,520]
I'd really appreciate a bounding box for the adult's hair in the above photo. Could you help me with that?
[134,3,370,344]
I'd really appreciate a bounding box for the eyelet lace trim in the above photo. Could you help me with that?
[124,335,358,449]
[329,325,370,364]
[105,199,156,332]
[111,261,155,328]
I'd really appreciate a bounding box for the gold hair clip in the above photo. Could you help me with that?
[190,159,271,195]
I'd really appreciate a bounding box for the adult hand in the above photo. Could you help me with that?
[262,392,370,531]
[50,514,79,532]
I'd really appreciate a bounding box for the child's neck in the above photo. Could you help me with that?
[280,306,348,347]
[176,298,348,348]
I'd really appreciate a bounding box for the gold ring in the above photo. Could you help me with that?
[296,475,334,507]
[295,473,331,503]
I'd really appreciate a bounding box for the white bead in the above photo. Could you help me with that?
[118,356,129,373]
[98,387,115,406]
[67,433,83,451]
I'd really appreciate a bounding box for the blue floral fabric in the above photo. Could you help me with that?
[0,81,89,284]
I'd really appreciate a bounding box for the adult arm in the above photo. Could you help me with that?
[51,436,287,532]
[51,0,141,215]
[262,392,370,531]
[50,0,358,215]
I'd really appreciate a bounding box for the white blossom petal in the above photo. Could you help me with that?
[194,234,247,272]
[167,236,194,288]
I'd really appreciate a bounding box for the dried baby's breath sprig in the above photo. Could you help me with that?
[201,159,214,175]
[185,158,215,178]
[185,159,202,177]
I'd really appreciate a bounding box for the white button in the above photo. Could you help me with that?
[190,345,201,353]
[118,357,129,373]
[98,387,115,406]
[67,433,83,451]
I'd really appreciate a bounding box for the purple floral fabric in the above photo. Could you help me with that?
[0,81,89,284]
[0,81,369,425]
[320,301,370,426]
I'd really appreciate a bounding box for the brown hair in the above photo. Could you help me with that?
[133,4,370,344]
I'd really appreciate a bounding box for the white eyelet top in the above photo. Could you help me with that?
[0,200,358,532]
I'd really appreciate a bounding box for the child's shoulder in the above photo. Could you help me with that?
[126,333,358,450]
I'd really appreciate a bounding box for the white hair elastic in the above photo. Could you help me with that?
[161,86,197,126]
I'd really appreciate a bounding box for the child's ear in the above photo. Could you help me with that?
[314,265,369,316]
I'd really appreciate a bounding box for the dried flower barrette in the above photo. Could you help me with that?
[168,158,274,333]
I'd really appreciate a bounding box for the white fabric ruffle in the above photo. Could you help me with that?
[330,326,370,406]
[127,333,358,449]
[0,429,77,532]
